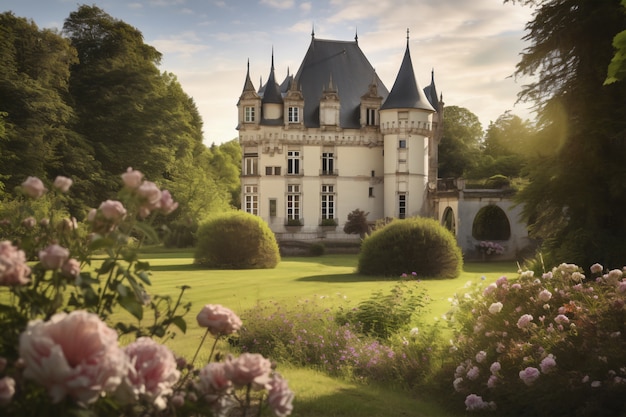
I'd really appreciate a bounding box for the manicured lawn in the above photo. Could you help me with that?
[113,250,518,417]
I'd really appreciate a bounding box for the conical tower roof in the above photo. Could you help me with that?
[261,50,283,104]
[380,31,434,112]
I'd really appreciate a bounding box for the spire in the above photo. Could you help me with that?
[261,47,283,104]
[380,30,434,112]
[355,27,358,44]
[423,68,440,111]
[241,58,256,93]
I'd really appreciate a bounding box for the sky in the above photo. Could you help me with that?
[3,0,537,145]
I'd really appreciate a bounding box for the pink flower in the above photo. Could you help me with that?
[538,289,552,302]
[159,190,179,215]
[224,353,272,389]
[120,337,180,410]
[464,394,494,411]
[0,241,31,285]
[99,200,127,223]
[490,361,501,375]
[516,314,533,329]
[453,377,464,392]
[466,366,480,380]
[61,258,80,279]
[39,244,70,270]
[121,167,144,189]
[488,302,503,314]
[511,283,522,290]
[590,263,603,274]
[196,304,242,336]
[540,354,557,374]
[137,181,162,217]
[519,367,540,386]
[487,375,498,389]
[0,376,15,405]
[618,281,626,293]
[196,362,233,395]
[475,351,487,363]
[483,283,497,296]
[22,216,36,228]
[19,311,127,404]
[496,276,508,287]
[554,314,569,325]
[53,176,73,193]
[267,373,294,417]
[21,176,46,198]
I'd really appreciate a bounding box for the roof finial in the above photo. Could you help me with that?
[311,23,315,38]
[355,27,358,43]
[271,46,275,70]
[406,28,410,46]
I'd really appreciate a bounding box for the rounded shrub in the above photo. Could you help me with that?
[194,211,280,269]
[357,217,462,278]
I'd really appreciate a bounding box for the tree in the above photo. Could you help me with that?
[605,0,626,84]
[508,0,626,267]
[437,106,483,179]
[343,209,370,238]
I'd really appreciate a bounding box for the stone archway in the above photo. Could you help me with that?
[441,206,456,235]
[472,204,511,241]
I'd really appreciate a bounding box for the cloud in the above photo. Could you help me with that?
[260,0,295,10]
[300,2,312,13]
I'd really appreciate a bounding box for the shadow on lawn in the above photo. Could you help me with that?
[296,273,395,283]
[149,263,199,272]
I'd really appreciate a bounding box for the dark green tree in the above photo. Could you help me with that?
[437,106,483,179]
[509,0,626,267]
[343,209,370,238]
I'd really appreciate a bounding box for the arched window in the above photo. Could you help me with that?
[472,205,511,241]
[442,207,456,235]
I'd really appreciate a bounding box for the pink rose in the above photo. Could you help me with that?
[53,176,73,193]
[196,362,233,395]
[590,263,603,274]
[465,394,493,411]
[466,366,480,380]
[540,354,557,374]
[482,283,497,296]
[19,311,127,404]
[61,258,81,278]
[224,353,272,389]
[519,367,540,386]
[119,337,180,410]
[495,276,508,287]
[0,376,15,405]
[487,375,498,389]
[196,304,242,336]
[554,314,569,325]
[137,181,161,217]
[488,302,503,314]
[516,314,533,329]
[538,289,552,302]
[121,167,144,189]
[22,217,36,228]
[0,241,31,285]
[267,373,294,417]
[99,200,127,223]
[39,244,70,270]
[490,361,501,375]
[475,351,487,363]
[21,176,46,198]
[159,190,179,215]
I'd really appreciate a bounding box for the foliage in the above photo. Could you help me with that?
[508,0,626,268]
[308,243,325,257]
[476,241,505,257]
[483,175,510,189]
[238,290,444,389]
[357,217,462,278]
[438,106,483,179]
[605,0,626,84]
[0,171,293,417]
[194,211,280,269]
[335,281,429,340]
[443,262,626,416]
[343,209,370,238]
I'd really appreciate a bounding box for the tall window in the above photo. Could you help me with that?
[288,107,299,123]
[287,151,300,175]
[321,152,334,175]
[244,155,258,176]
[321,185,335,220]
[366,108,376,125]
[269,199,277,217]
[398,193,407,219]
[286,184,301,220]
[244,106,255,122]
[244,185,258,215]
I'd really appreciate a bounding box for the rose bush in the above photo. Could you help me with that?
[445,262,626,416]
[0,171,293,417]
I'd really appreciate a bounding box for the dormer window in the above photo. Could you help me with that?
[366,108,376,125]
[288,106,300,123]
[244,106,255,122]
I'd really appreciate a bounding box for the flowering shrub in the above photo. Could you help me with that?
[0,172,293,417]
[445,263,626,416]
[476,241,504,257]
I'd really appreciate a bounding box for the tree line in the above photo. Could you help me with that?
[0,6,241,244]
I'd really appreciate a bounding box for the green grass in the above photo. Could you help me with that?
[111,251,520,417]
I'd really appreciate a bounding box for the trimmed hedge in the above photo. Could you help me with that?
[194,211,280,269]
[357,217,462,278]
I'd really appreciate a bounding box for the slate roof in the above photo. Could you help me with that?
[292,37,389,128]
[261,53,283,105]
[423,69,440,111]
[380,40,434,112]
